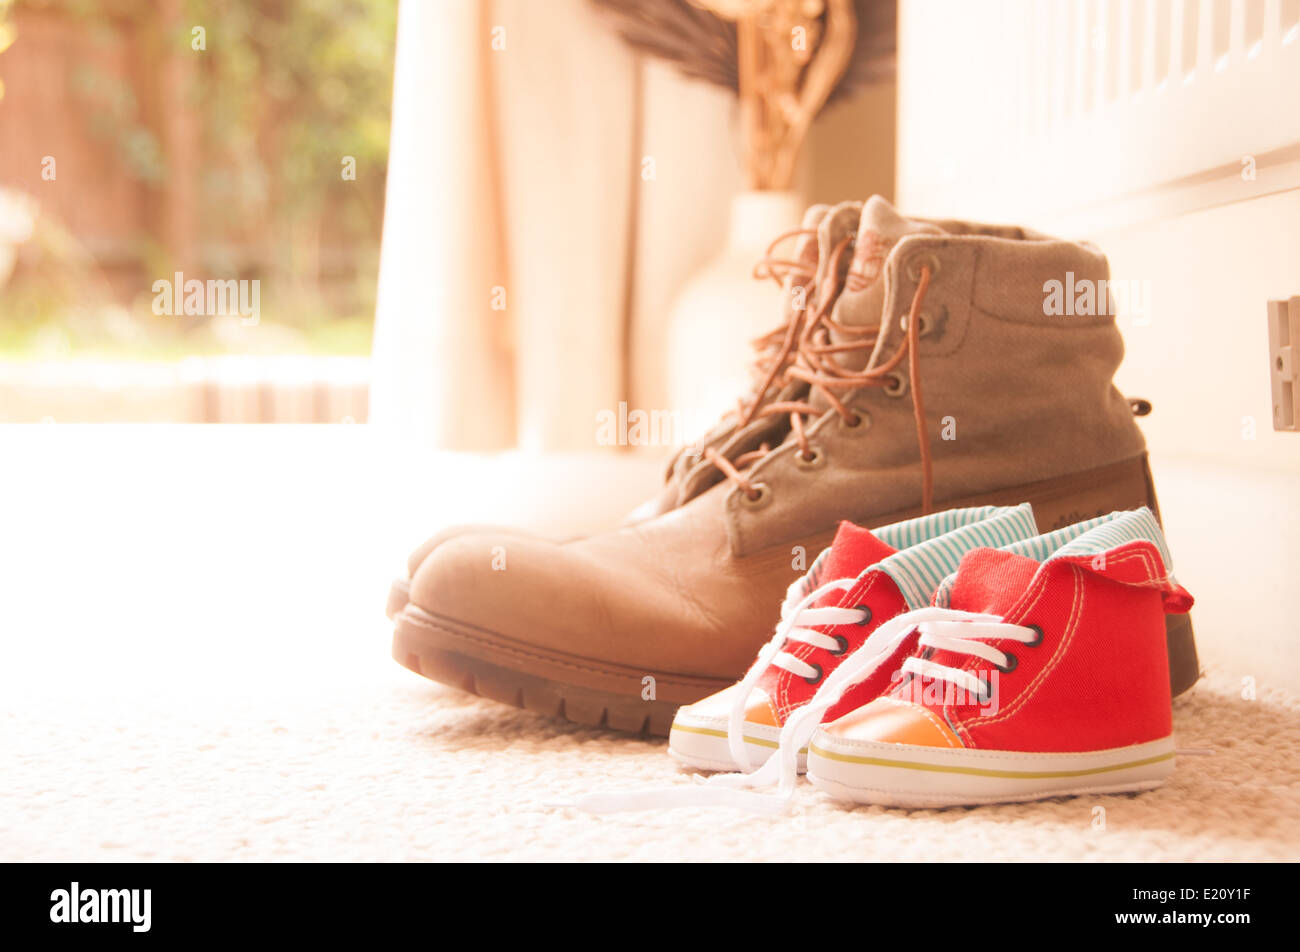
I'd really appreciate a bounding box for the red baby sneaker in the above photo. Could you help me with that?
[668,503,1040,773]
[805,508,1190,807]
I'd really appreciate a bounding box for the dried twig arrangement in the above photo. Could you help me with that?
[591,0,894,190]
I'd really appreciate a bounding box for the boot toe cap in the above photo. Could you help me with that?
[404,532,640,664]
[405,523,540,578]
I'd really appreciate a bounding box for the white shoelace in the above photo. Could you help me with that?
[900,619,1041,700]
[566,606,1032,814]
[725,576,866,771]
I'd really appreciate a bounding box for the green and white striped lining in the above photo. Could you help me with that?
[874,503,1040,609]
[802,505,1012,590]
[873,506,1011,550]
[932,507,1173,607]
[1045,507,1170,566]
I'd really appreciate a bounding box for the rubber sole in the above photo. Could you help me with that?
[667,724,809,773]
[806,734,1176,808]
[667,717,792,772]
[391,453,1200,735]
[392,606,728,736]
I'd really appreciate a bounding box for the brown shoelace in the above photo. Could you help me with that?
[672,226,830,475]
[732,228,825,428]
[722,232,863,471]
[706,261,936,514]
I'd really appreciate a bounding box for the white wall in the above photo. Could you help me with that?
[897,0,1300,690]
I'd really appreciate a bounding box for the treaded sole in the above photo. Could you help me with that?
[392,611,723,736]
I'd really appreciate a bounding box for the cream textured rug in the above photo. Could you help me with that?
[3,428,1297,862]
[5,665,1299,862]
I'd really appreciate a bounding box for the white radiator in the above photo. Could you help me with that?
[898,0,1300,228]
[897,1,1300,690]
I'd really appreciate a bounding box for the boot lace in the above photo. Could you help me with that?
[684,227,838,473]
[705,250,936,513]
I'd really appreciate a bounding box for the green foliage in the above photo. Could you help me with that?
[2,0,396,356]
[184,0,396,237]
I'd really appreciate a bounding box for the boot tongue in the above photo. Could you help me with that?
[811,201,863,308]
[825,195,944,373]
[944,549,1042,617]
[771,203,831,323]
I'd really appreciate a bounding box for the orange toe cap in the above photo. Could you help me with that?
[822,696,964,749]
[678,682,780,727]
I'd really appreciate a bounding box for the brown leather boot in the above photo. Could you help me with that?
[394,196,1199,733]
[386,201,851,617]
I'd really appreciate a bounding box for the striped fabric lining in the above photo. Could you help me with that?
[872,505,1007,550]
[931,507,1173,607]
[1048,507,1170,566]
[801,505,1008,592]
[875,503,1040,609]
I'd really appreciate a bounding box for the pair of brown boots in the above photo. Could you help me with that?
[387,196,1199,734]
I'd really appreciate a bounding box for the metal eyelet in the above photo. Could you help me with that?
[996,652,1018,674]
[739,483,772,510]
[1024,624,1043,647]
[839,411,871,434]
[803,663,824,685]
[976,677,992,702]
[883,372,908,397]
[854,604,872,626]
[830,635,849,656]
[794,446,826,470]
[900,312,931,337]
[905,253,941,282]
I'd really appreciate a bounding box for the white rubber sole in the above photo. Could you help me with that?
[806,733,1175,808]
[668,718,806,773]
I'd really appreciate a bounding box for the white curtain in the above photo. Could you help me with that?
[369,0,745,451]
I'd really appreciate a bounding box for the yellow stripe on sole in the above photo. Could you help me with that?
[807,743,1175,780]
[670,723,778,749]
[671,723,808,754]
